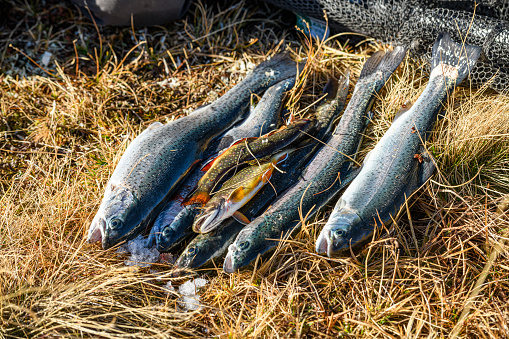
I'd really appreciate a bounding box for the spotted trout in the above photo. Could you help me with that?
[193,151,289,234]
[223,47,407,273]
[87,55,300,249]
[151,78,294,250]
[316,33,481,257]
[183,118,316,206]
[175,73,351,270]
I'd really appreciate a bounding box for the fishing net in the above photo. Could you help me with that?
[265,0,509,91]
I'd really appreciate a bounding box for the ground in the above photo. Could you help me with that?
[1,0,509,338]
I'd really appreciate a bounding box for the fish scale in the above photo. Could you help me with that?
[87,55,300,249]
[223,47,407,273]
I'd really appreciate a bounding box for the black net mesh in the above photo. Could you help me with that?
[265,0,509,91]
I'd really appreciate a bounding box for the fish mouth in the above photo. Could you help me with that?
[87,215,106,244]
[156,226,175,252]
[315,228,348,257]
[315,230,329,255]
[193,208,222,234]
[223,244,237,273]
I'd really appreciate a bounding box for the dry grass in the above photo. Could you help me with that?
[1,0,509,337]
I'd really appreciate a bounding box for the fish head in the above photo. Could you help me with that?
[223,224,269,273]
[174,238,210,269]
[223,241,248,274]
[88,186,142,249]
[193,197,230,233]
[315,204,364,257]
[156,223,177,251]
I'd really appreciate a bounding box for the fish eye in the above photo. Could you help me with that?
[162,227,173,237]
[109,218,123,230]
[334,229,346,238]
[239,241,249,250]
[188,247,196,254]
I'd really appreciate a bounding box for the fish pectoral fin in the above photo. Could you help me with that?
[232,211,250,225]
[201,155,218,171]
[231,137,257,147]
[393,101,413,122]
[228,186,248,202]
[418,148,436,186]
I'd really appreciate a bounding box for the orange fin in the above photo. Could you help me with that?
[228,186,248,203]
[232,211,250,225]
[201,157,218,172]
[200,155,219,172]
[261,167,275,183]
[182,191,210,206]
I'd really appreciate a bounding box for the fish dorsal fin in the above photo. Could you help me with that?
[393,101,413,122]
[228,186,248,203]
[363,149,374,164]
[322,76,339,101]
[148,121,163,130]
[232,211,250,225]
[418,147,436,186]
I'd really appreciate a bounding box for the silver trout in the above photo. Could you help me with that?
[175,74,351,270]
[223,47,407,273]
[316,33,481,257]
[87,55,299,249]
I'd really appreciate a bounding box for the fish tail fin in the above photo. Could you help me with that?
[322,76,339,101]
[335,68,350,102]
[359,46,407,82]
[182,190,210,206]
[431,33,481,86]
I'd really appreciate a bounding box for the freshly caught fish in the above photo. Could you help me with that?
[193,151,289,234]
[155,203,201,252]
[213,77,294,153]
[223,47,407,273]
[316,33,481,257]
[154,80,293,251]
[173,74,350,268]
[87,55,299,249]
[146,168,202,247]
[183,118,316,206]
